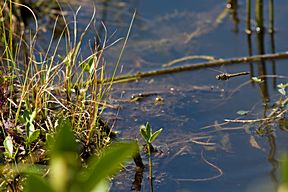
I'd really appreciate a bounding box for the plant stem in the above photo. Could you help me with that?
[269,0,274,33]
[246,0,251,34]
[255,0,264,32]
[147,143,153,192]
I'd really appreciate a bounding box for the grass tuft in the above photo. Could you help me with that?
[0,1,135,190]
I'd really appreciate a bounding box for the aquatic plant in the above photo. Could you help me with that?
[139,122,163,192]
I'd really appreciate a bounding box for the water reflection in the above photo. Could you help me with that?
[244,2,280,191]
[226,0,239,32]
[256,31,270,104]
[270,32,277,88]
[267,133,279,192]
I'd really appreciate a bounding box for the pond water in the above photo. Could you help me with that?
[39,0,288,191]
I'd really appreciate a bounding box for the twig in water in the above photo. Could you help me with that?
[225,109,288,123]
[162,55,216,67]
[101,51,288,84]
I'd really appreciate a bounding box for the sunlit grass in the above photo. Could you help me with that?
[0,1,136,190]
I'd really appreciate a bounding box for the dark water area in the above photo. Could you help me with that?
[30,0,288,191]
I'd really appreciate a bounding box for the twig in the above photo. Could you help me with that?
[101,51,288,84]
[162,55,216,67]
[225,109,288,123]
[189,138,216,146]
[224,118,271,123]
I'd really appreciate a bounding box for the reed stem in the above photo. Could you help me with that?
[245,0,251,34]
[255,0,264,32]
[269,0,274,33]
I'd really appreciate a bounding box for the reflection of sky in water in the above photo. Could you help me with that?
[27,0,288,191]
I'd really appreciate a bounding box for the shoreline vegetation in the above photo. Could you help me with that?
[0,1,143,191]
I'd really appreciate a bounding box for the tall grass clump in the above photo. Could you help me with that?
[0,1,136,190]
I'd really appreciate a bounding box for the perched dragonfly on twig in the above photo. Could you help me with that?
[216,71,250,80]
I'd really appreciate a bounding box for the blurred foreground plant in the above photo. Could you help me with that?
[278,154,288,192]
[24,118,137,192]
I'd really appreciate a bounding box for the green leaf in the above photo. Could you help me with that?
[80,57,94,74]
[49,118,80,192]
[28,123,35,137]
[18,164,46,176]
[27,129,40,144]
[24,174,54,192]
[30,110,37,122]
[88,57,95,75]
[81,63,89,73]
[139,124,146,130]
[251,77,264,83]
[90,179,109,192]
[279,88,286,96]
[4,136,13,158]
[277,83,288,89]
[277,83,288,96]
[50,155,76,192]
[53,118,78,155]
[20,109,31,123]
[140,128,149,142]
[237,110,249,116]
[145,122,152,139]
[149,128,163,143]
[45,133,54,148]
[81,142,137,192]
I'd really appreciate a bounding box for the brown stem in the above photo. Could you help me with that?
[101,52,288,84]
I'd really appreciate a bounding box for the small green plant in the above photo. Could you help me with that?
[3,135,17,161]
[139,122,163,192]
[20,109,40,150]
[278,83,288,96]
[140,122,163,146]
[237,110,249,116]
[276,83,288,107]
[251,76,264,83]
[24,118,138,192]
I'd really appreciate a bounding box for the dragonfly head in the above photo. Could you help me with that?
[216,73,229,80]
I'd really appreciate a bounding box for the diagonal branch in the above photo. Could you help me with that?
[101,51,288,84]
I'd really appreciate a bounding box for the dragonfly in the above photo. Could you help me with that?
[216,71,250,80]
